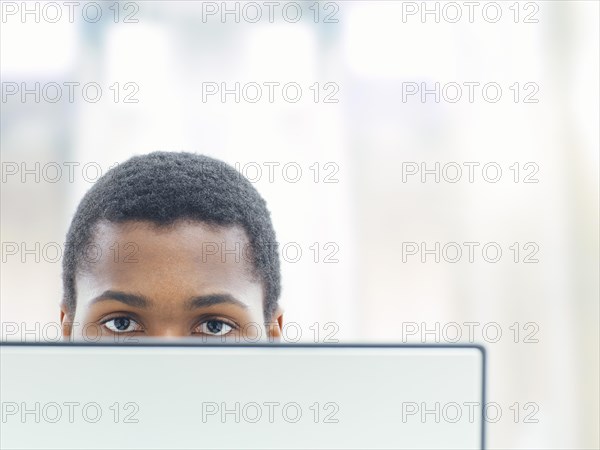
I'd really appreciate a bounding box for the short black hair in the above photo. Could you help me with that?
[62,151,281,320]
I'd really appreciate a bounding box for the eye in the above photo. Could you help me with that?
[102,317,142,333]
[195,319,234,336]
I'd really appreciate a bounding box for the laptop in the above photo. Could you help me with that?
[0,343,485,449]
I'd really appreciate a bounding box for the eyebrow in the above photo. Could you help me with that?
[90,290,150,308]
[186,294,248,310]
[89,291,247,310]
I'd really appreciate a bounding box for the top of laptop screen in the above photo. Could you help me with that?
[0,342,485,450]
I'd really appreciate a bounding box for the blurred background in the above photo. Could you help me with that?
[1,1,598,448]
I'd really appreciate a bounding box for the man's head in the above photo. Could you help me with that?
[61,152,282,341]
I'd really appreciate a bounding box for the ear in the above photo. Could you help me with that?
[59,304,73,341]
[266,306,284,342]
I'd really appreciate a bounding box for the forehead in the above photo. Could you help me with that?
[77,220,260,300]
[90,219,251,258]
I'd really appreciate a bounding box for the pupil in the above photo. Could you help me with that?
[114,318,130,331]
[207,320,223,334]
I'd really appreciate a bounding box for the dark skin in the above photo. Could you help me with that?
[60,220,283,342]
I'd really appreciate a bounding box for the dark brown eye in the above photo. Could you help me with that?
[103,317,140,333]
[114,317,130,330]
[197,320,234,336]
